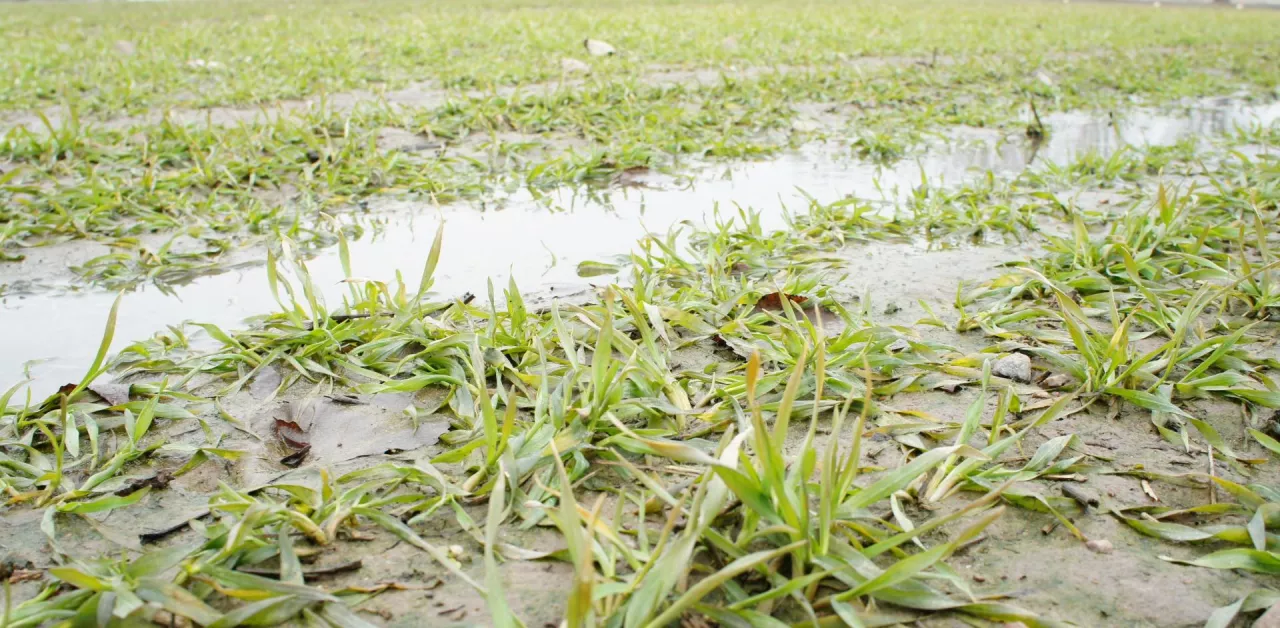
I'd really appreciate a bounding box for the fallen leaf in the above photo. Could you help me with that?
[439,605,467,620]
[577,259,623,278]
[335,577,443,595]
[754,291,809,310]
[749,290,840,329]
[1045,473,1088,482]
[274,419,310,449]
[114,470,173,496]
[280,446,311,468]
[327,394,364,405]
[264,395,445,464]
[237,559,363,579]
[275,399,318,448]
[7,569,43,584]
[1141,479,1160,502]
[88,381,132,406]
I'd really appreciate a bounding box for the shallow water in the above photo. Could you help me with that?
[2,98,1276,395]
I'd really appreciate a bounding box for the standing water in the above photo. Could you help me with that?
[1,98,1276,395]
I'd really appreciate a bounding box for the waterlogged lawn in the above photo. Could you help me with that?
[1,0,1278,286]
[2,1,1280,626]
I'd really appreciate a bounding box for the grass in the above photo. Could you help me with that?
[1,0,1277,114]
[1,0,1279,287]
[4,127,1280,624]
[2,0,1280,626]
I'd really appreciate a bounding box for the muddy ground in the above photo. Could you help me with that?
[2,16,1280,621]
[5,163,1279,625]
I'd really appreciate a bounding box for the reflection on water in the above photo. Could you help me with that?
[3,98,1277,394]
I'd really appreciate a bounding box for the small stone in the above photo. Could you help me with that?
[561,58,590,74]
[791,118,820,133]
[887,338,910,353]
[993,353,1032,383]
[185,59,223,70]
[972,574,987,583]
[584,38,616,56]
[1042,373,1071,388]
[113,40,136,56]
[883,302,902,315]
[1085,539,1113,554]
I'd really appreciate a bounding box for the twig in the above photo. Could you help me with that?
[235,559,363,580]
[1207,445,1216,504]
[1061,484,1100,511]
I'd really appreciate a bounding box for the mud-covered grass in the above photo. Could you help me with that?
[4,1,1280,627]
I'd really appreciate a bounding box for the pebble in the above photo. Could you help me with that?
[561,58,590,74]
[1085,539,1114,554]
[993,353,1032,383]
[584,38,616,56]
[1042,373,1071,388]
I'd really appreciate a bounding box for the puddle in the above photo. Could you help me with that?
[933,97,1280,175]
[2,98,1277,396]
